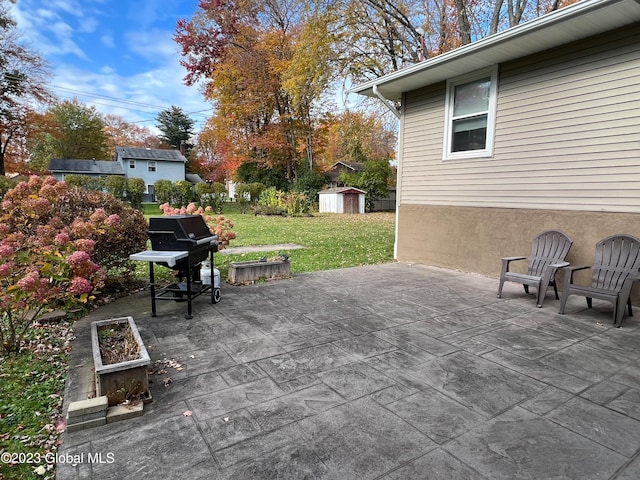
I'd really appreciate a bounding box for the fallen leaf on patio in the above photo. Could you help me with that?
[34,465,47,475]
[183,410,192,417]
[176,367,184,371]
[223,417,229,422]
[189,355,195,359]
[163,377,172,387]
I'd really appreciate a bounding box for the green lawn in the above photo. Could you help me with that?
[0,320,73,480]
[143,202,396,280]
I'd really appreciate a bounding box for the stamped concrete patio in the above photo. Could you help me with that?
[58,262,640,479]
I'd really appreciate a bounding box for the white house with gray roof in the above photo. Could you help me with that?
[115,147,188,201]
[49,146,194,202]
[49,159,126,179]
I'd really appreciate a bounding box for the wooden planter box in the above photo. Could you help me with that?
[91,316,151,406]
[228,258,291,285]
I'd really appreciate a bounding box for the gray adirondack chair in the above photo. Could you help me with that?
[498,230,573,307]
[559,234,640,327]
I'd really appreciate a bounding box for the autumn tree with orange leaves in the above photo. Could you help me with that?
[175,0,579,184]
[103,115,162,159]
[175,0,337,185]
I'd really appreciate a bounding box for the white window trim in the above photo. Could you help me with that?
[442,66,498,160]
[129,160,135,168]
[147,161,157,172]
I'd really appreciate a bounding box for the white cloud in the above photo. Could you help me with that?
[79,17,99,34]
[101,33,115,48]
[11,0,212,135]
[11,3,90,59]
[50,62,211,133]
[125,30,180,62]
[33,8,58,22]
[47,0,84,18]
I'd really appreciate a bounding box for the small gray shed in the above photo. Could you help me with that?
[319,187,366,214]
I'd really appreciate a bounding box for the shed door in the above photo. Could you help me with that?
[343,193,359,214]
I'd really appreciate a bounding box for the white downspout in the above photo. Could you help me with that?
[392,101,403,260]
[372,85,402,260]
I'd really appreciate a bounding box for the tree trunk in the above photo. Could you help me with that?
[490,0,505,35]
[453,0,472,45]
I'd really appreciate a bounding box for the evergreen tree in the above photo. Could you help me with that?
[156,106,195,156]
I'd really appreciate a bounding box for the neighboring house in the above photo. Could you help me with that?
[115,147,187,202]
[49,147,191,203]
[49,159,125,181]
[319,187,366,214]
[325,161,364,188]
[352,0,640,278]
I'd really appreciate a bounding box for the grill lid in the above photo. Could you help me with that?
[148,215,216,251]
[149,215,211,239]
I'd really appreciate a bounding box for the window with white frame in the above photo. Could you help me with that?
[129,160,135,168]
[443,67,497,159]
[148,161,156,172]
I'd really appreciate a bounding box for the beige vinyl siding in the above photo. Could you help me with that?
[400,23,640,212]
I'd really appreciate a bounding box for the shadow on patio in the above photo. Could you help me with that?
[58,262,640,479]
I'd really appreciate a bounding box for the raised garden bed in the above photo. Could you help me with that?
[227,257,291,285]
[91,316,151,406]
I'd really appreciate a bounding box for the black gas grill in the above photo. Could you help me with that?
[148,215,217,270]
[130,215,219,319]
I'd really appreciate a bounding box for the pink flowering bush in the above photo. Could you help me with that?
[51,186,148,278]
[158,202,237,248]
[0,176,136,354]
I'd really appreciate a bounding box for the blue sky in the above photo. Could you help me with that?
[11,0,213,133]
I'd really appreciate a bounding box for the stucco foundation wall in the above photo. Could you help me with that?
[397,204,640,298]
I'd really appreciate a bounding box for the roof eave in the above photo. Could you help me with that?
[352,0,640,101]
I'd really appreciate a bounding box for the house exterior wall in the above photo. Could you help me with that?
[401,24,640,212]
[396,24,640,277]
[397,204,640,280]
[120,158,185,195]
